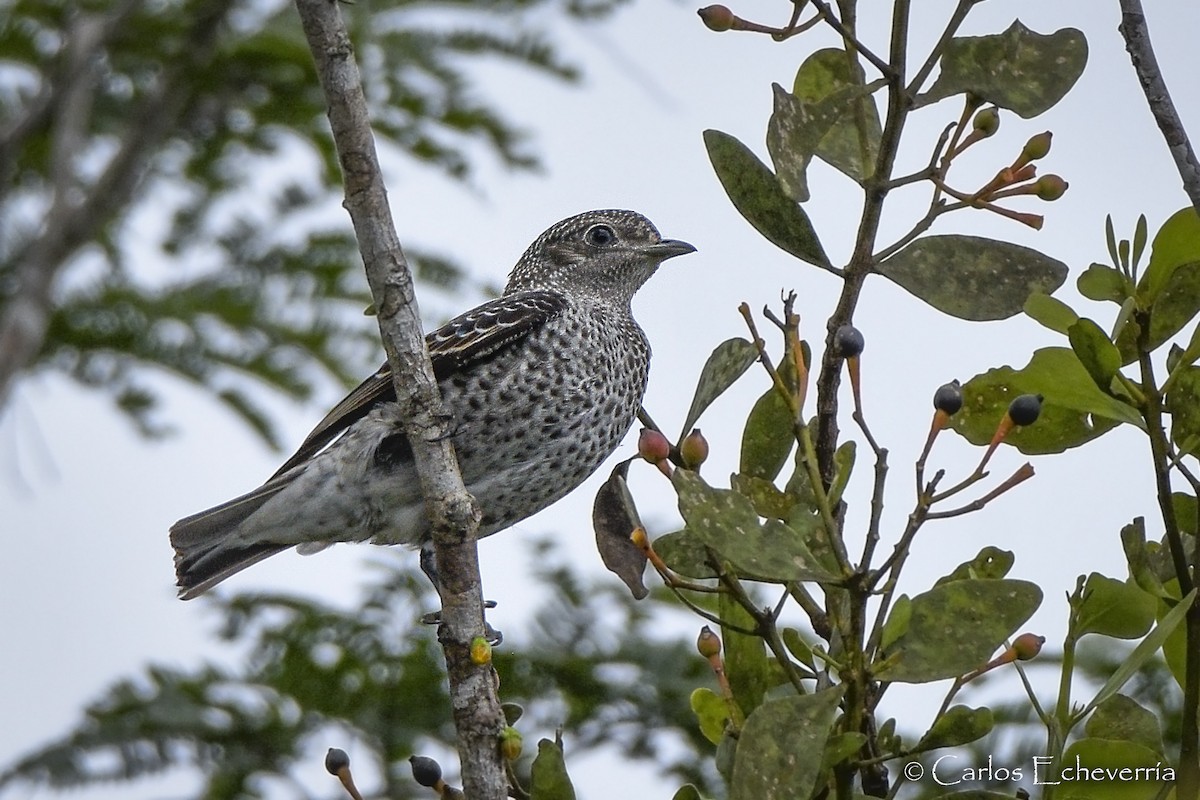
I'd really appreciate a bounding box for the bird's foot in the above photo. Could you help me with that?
[421,600,501,645]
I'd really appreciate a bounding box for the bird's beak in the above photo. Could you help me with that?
[644,238,697,261]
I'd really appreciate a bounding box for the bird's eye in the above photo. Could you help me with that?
[585,224,616,247]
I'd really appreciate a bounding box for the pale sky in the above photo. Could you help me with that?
[3,1,1199,798]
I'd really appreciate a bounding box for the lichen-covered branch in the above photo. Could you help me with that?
[1118,0,1200,214]
[292,2,504,798]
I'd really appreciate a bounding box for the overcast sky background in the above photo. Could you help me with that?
[3,1,1200,798]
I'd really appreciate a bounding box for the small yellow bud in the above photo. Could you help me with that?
[1035,175,1069,201]
[680,428,710,469]
[500,727,524,762]
[697,625,722,659]
[1022,131,1053,162]
[972,107,1000,137]
[470,636,492,666]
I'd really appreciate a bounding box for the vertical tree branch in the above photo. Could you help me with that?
[292,2,504,798]
[1119,6,1200,796]
[1117,0,1200,214]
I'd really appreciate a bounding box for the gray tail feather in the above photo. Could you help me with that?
[170,476,294,599]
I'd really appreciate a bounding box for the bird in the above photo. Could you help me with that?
[170,209,695,599]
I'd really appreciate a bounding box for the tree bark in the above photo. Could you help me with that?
[292,2,505,798]
[1118,0,1200,215]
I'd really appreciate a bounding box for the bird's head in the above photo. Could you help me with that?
[505,210,695,303]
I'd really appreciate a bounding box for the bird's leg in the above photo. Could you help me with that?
[418,540,502,644]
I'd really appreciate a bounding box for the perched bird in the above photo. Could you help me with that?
[171,209,695,598]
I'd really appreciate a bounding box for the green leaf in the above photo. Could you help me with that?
[828,440,856,506]
[673,470,838,583]
[914,705,994,752]
[740,384,796,481]
[934,546,1015,586]
[671,785,709,800]
[1075,573,1156,639]
[1120,260,1200,364]
[680,337,759,439]
[1139,207,1200,302]
[730,473,796,520]
[704,129,832,268]
[1133,214,1149,269]
[821,732,867,772]
[879,235,1068,321]
[653,529,717,579]
[786,49,883,183]
[530,737,577,800]
[730,687,843,800]
[1082,589,1196,716]
[1067,318,1122,393]
[952,347,1143,454]
[1055,739,1168,800]
[1121,519,1168,599]
[782,628,814,669]
[1168,366,1200,457]
[875,579,1042,683]
[1025,292,1079,334]
[1085,694,1164,756]
[1078,263,1133,304]
[918,21,1088,118]
[720,592,769,717]
[880,595,911,652]
[690,688,732,745]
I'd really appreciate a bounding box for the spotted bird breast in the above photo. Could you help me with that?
[441,303,651,535]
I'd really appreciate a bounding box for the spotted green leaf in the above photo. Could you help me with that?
[673,470,837,583]
[914,705,995,753]
[1085,694,1164,756]
[653,529,717,579]
[879,235,1068,321]
[680,337,759,439]
[1067,318,1122,393]
[1056,739,1167,800]
[704,129,831,269]
[740,383,796,482]
[875,579,1042,683]
[771,48,883,188]
[1075,573,1155,639]
[1167,366,1200,457]
[952,347,1143,454]
[934,546,1015,586]
[1138,207,1200,303]
[1082,589,1195,715]
[1119,261,1200,364]
[720,592,769,717]
[1025,292,1079,334]
[918,21,1088,118]
[730,687,843,800]
[1077,263,1132,304]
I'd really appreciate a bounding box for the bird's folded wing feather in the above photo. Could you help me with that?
[269,290,567,478]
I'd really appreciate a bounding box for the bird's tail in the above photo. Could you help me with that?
[170,476,293,599]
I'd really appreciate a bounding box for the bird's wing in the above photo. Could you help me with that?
[269,290,567,478]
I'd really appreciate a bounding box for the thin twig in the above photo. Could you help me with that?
[807,0,894,77]
[925,463,1035,520]
[906,0,982,99]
